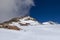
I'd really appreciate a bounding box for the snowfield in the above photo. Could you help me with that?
[0,24,60,40]
[0,16,60,40]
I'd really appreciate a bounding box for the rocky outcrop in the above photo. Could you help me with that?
[3,18,20,24]
[0,23,20,30]
[19,23,30,26]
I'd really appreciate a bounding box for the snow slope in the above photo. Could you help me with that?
[0,16,60,40]
[42,21,58,25]
[0,25,60,40]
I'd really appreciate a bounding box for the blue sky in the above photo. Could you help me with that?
[30,0,60,23]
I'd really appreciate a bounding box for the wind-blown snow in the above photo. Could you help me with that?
[0,0,34,23]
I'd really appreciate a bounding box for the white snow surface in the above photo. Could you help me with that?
[0,24,60,40]
[0,16,60,40]
[42,21,58,25]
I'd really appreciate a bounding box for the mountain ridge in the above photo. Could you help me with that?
[0,16,59,30]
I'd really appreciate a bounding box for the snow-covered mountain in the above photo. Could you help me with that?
[0,16,60,40]
[9,16,40,26]
[0,16,40,30]
[42,21,58,25]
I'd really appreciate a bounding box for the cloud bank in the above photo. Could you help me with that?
[0,0,35,23]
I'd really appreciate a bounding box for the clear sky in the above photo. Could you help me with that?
[30,0,60,23]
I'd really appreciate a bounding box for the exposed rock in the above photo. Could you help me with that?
[0,23,20,30]
[3,18,20,24]
[24,17,36,21]
[19,23,30,26]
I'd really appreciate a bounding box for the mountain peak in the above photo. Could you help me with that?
[42,21,58,25]
[7,16,40,30]
[0,16,40,30]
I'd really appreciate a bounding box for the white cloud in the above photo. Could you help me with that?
[0,0,35,23]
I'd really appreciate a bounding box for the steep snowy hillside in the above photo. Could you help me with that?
[0,16,60,40]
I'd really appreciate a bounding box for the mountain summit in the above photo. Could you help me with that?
[9,16,40,26]
[0,16,40,30]
[42,21,58,25]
